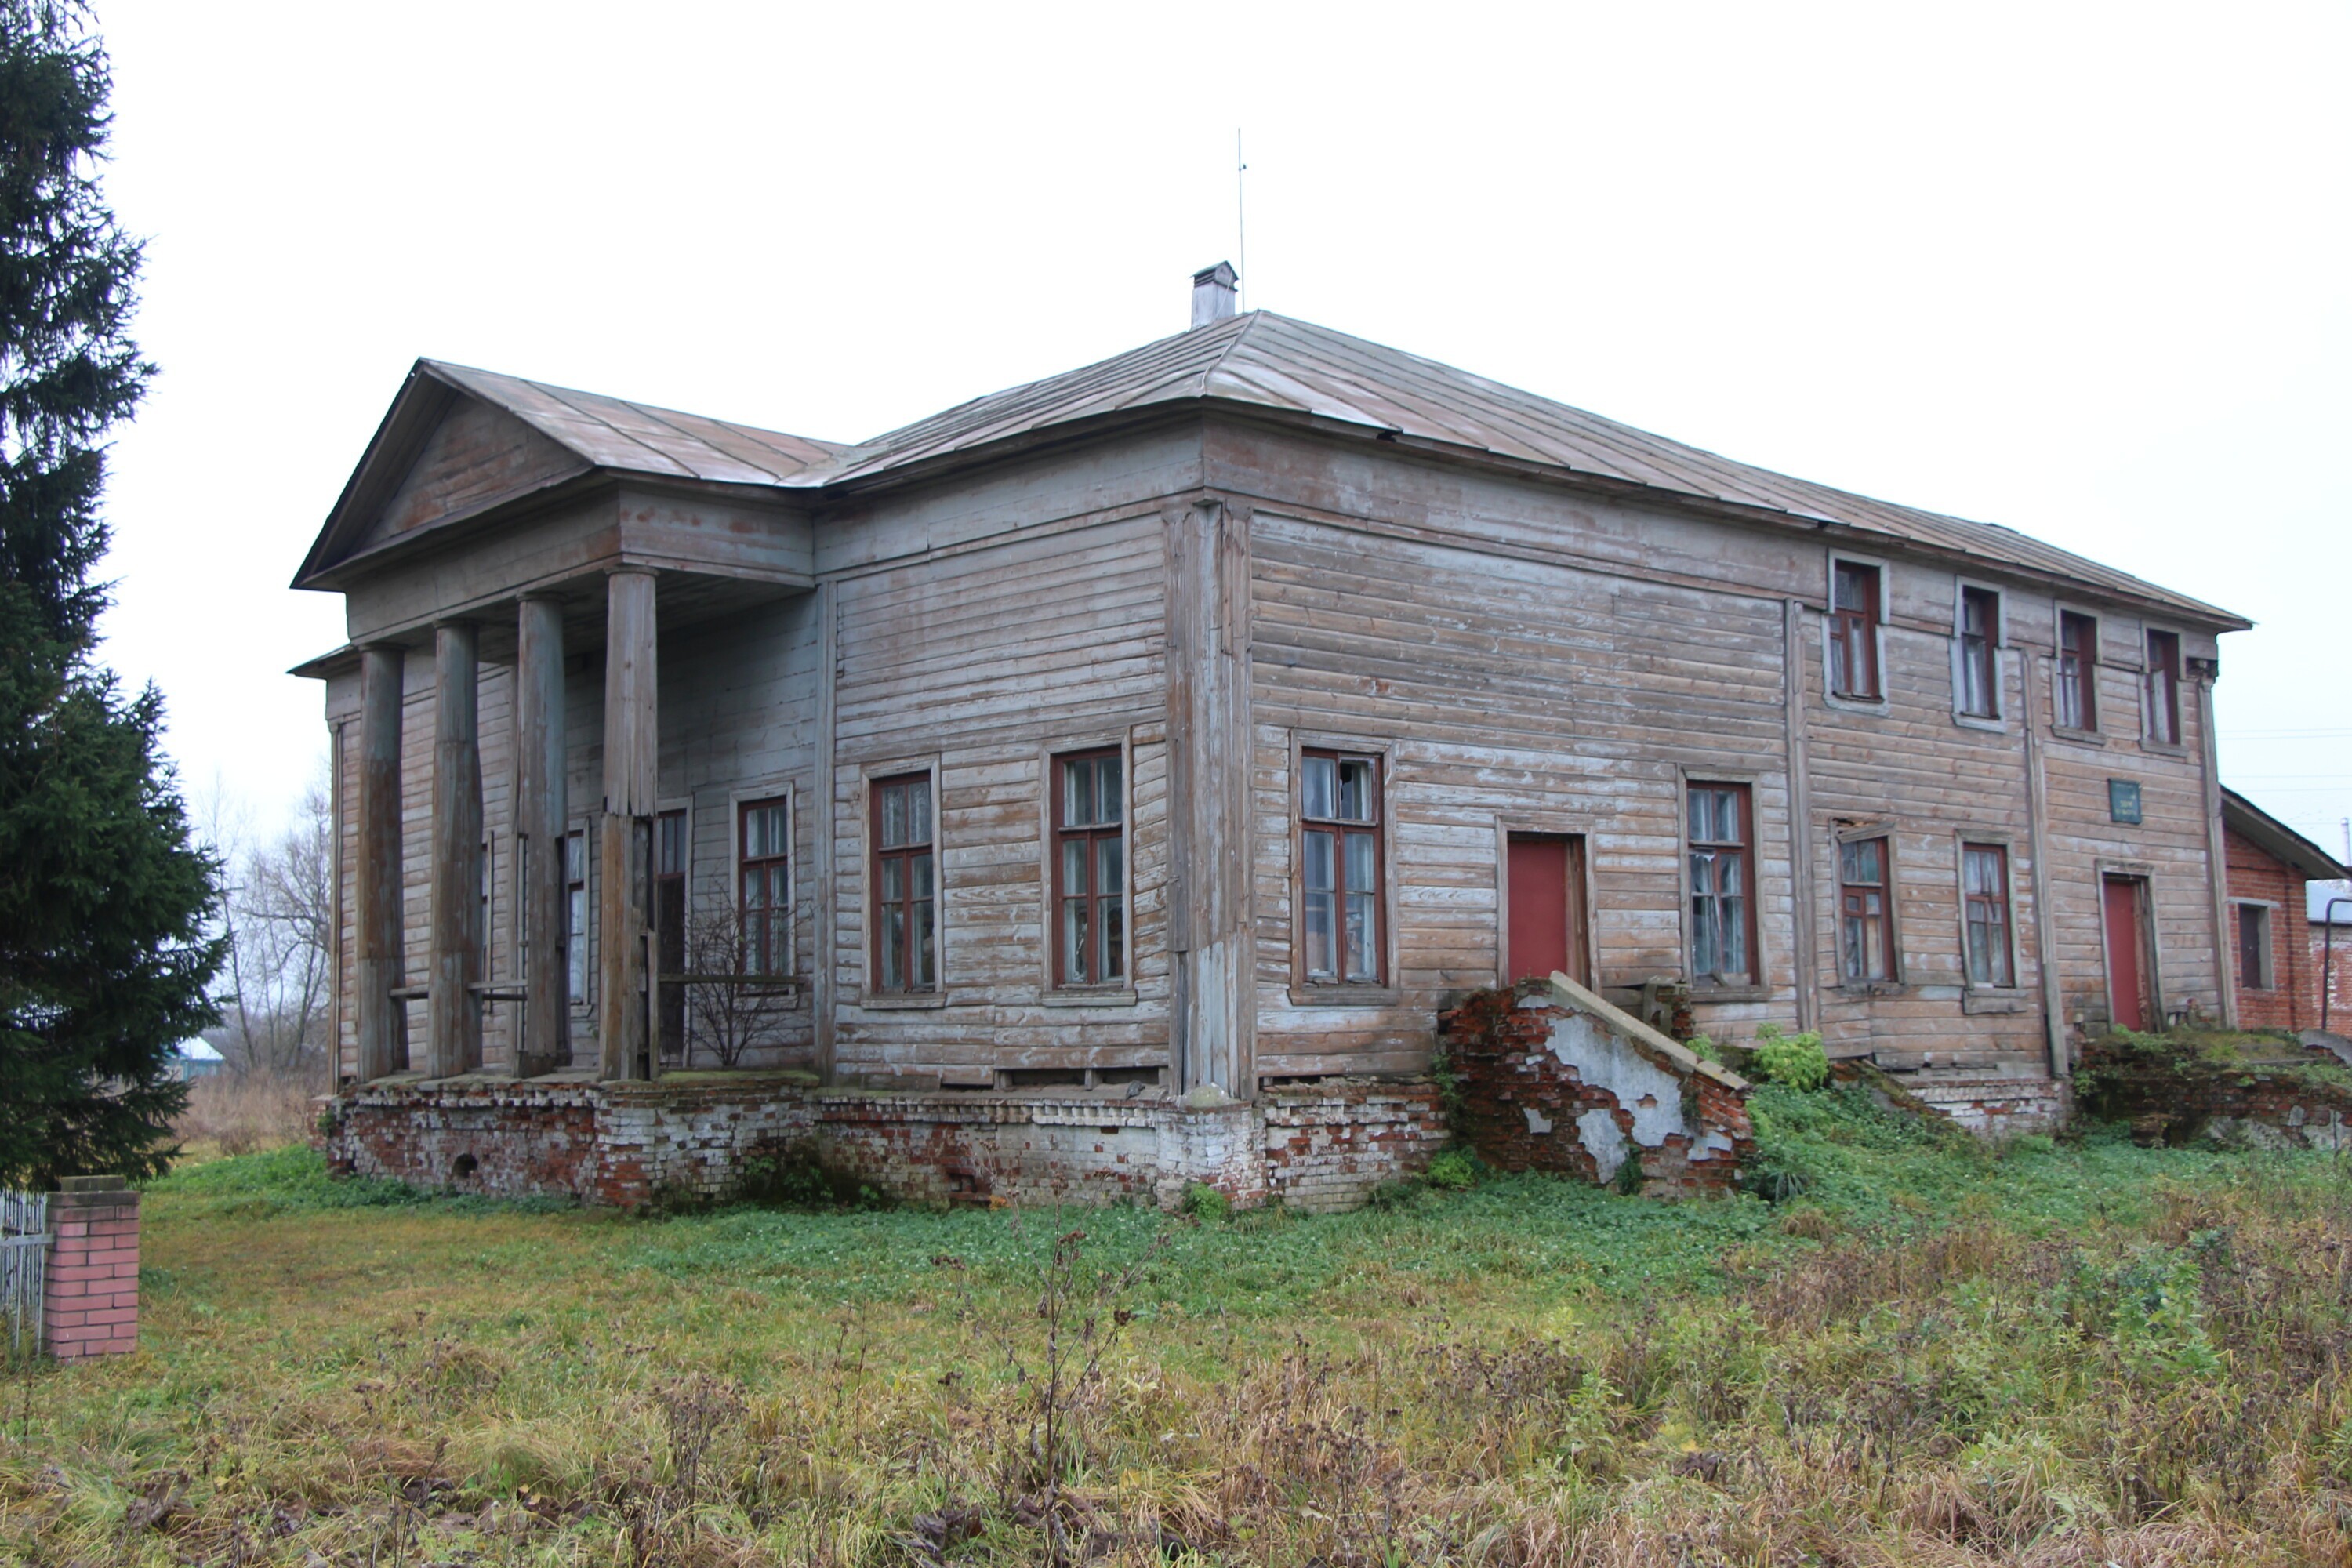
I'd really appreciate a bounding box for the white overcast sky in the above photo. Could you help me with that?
[90,1,2351,859]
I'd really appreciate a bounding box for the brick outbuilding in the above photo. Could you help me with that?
[2221,789,2349,1033]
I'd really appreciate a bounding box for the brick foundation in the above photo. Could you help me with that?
[322,1072,1443,1212]
[1440,976,1751,1197]
[1900,1074,2070,1137]
[42,1176,139,1361]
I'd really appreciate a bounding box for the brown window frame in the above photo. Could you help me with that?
[1686,782,1757,988]
[738,795,790,978]
[2236,902,2274,991]
[1828,560,1884,701]
[564,826,590,1005]
[1957,585,2001,720]
[1051,750,1126,989]
[2145,629,2182,746]
[870,772,938,994]
[1298,749,1385,987]
[1838,833,1897,985]
[1961,841,2014,989]
[2056,609,2099,732]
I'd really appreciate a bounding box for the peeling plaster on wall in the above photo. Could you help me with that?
[1577,1107,1628,1182]
[1546,1013,1686,1149]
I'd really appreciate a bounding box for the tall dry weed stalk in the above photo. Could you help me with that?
[171,1071,323,1159]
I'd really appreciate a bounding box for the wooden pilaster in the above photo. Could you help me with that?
[354,644,408,1081]
[2024,656,2067,1076]
[1781,599,1819,1032]
[1165,498,1254,1099]
[514,594,567,1076]
[599,570,658,1080]
[427,621,485,1079]
[2195,663,2236,1028]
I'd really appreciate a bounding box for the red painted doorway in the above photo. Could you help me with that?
[2103,874,2151,1031]
[1506,833,1589,986]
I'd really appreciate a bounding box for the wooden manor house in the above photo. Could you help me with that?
[297,265,2252,1208]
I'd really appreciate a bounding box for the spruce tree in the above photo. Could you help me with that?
[0,0,220,1189]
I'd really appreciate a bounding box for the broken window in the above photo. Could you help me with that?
[2145,629,2182,746]
[1958,586,2000,719]
[2056,610,2098,731]
[1301,750,1382,985]
[739,797,789,976]
[1687,782,1754,985]
[1828,561,1883,700]
[1838,836,1896,985]
[1962,842,2013,988]
[872,774,936,993]
[1053,750,1124,987]
[2237,902,2273,990]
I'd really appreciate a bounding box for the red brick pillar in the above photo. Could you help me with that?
[44,1175,140,1360]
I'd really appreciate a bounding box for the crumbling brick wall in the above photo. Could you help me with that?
[1440,976,1751,1197]
[1263,1081,1446,1212]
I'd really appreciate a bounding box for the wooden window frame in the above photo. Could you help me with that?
[1958,838,2019,992]
[1494,815,1599,992]
[1683,775,1764,996]
[1834,823,1902,991]
[1044,741,1134,1000]
[1289,733,1399,1005]
[859,758,945,1007]
[2235,900,2277,992]
[2053,604,2102,740]
[732,787,794,981]
[2143,626,2185,750]
[564,818,592,1009]
[1952,581,2005,727]
[1823,554,1889,710]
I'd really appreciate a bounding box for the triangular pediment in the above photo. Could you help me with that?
[354,394,590,558]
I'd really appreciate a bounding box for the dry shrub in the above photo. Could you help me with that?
[172,1071,323,1158]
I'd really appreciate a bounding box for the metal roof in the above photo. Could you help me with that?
[2223,787,2351,883]
[424,361,852,484]
[809,311,2245,626]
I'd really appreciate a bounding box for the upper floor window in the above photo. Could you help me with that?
[1962,842,2013,988]
[739,797,789,976]
[1957,586,2000,719]
[1828,561,1882,700]
[2145,630,2182,746]
[1301,750,1382,985]
[2056,610,2098,731]
[872,774,936,993]
[1687,783,1754,985]
[1052,750,1124,987]
[1838,836,1896,984]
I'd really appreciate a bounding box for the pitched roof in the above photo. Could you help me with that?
[2223,787,2350,882]
[424,361,851,485]
[814,311,2244,626]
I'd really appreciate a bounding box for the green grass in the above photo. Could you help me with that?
[5,1092,2350,1565]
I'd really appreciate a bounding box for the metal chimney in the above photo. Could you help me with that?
[1191,261,1238,328]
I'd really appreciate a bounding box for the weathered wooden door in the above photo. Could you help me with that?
[655,809,688,1062]
[1506,834,1589,986]
[2103,874,2149,1031]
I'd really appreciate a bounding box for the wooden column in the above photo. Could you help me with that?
[2194,662,2236,1027]
[514,594,568,1076]
[813,580,838,1085]
[2024,655,2068,1077]
[426,621,485,1078]
[355,644,408,1081]
[598,569,658,1080]
[1165,498,1254,1099]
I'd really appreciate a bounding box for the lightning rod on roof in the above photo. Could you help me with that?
[1236,129,1247,312]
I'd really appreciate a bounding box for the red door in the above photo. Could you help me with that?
[1507,835,1587,985]
[2103,875,2147,1031]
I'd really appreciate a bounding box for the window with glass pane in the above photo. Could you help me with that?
[2057,611,2097,731]
[2145,630,2181,745]
[1838,837,1895,984]
[1958,586,1999,717]
[2237,904,2271,989]
[1051,750,1124,986]
[1687,783,1752,985]
[1300,750,1382,984]
[565,829,588,1003]
[1829,561,1882,699]
[1962,843,2013,987]
[872,774,936,991]
[739,797,789,975]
